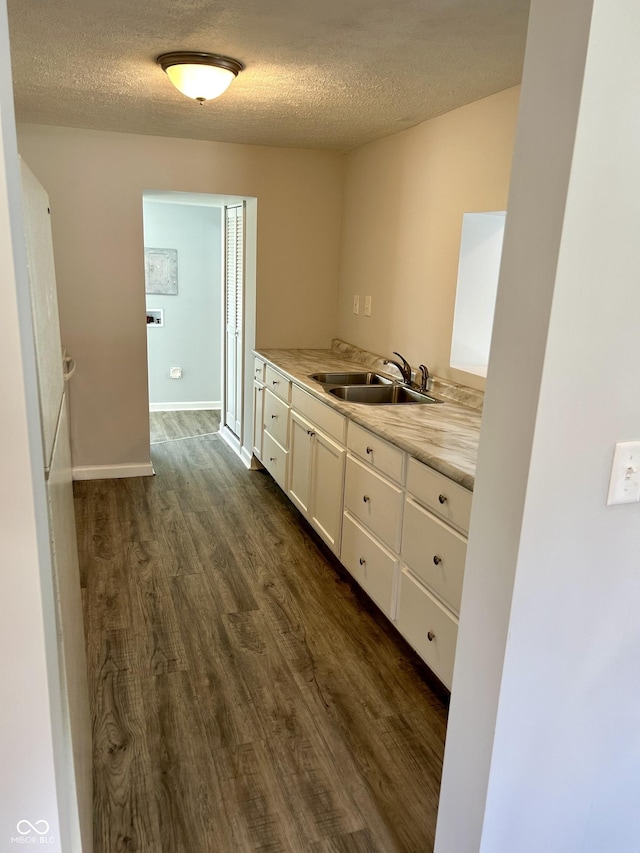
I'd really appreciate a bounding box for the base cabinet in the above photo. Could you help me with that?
[341,511,398,618]
[288,409,345,555]
[396,568,458,689]
[254,354,474,691]
[253,380,265,461]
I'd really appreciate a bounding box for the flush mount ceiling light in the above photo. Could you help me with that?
[157,52,244,104]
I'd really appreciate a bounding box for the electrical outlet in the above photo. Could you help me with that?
[353,295,360,315]
[169,367,182,379]
[364,295,372,316]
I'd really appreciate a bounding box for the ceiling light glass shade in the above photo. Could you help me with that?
[157,53,244,103]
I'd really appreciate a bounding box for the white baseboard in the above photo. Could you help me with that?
[72,462,155,481]
[219,426,254,470]
[240,446,255,469]
[219,425,241,454]
[149,401,221,412]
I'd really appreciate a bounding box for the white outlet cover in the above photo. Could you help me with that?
[169,367,182,379]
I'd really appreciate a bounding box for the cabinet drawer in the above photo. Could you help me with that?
[406,457,472,534]
[344,455,403,552]
[254,357,266,382]
[253,381,265,460]
[262,431,288,492]
[347,421,405,484]
[265,365,291,403]
[401,497,467,613]
[263,388,290,449]
[396,568,458,689]
[291,384,346,444]
[341,511,398,618]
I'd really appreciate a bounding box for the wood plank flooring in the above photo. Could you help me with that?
[149,409,220,444]
[76,429,449,853]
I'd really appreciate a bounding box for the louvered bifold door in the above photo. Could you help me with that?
[224,204,244,436]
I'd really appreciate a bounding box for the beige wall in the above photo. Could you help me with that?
[336,87,520,391]
[17,124,345,469]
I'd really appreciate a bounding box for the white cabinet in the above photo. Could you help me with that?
[396,568,459,689]
[263,386,289,448]
[289,410,314,516]
[254,353,475,690]
[341,511,398,618]
[401,496,467,614]
[396,456,472,689]
[288,408,346,555]
[344,455,404,553]
[261,369,291,492]
[252,358,266,461]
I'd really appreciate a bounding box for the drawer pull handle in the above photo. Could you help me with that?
[363,495,370,503]
[271,414,278,419]
[438,494,447,504]
[359,557,366,566]
[269,457,276,462]
[366,446,373,455]
[433,555,442,566]
[427,631,436,642]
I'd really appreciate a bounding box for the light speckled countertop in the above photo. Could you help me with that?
[255,344,482,491]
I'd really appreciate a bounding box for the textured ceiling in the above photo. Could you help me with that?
[7,0,530,151]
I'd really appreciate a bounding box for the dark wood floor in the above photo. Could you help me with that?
[150,409,220,444]
[75,427,449,853]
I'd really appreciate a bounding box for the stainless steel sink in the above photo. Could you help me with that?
[309,371,393,386]
[328,385,443,405]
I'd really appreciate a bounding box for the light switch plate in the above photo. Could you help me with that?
[607,441,640,505]
[353,295,360,315]
[364,295,372,316]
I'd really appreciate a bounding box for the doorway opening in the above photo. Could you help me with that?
[141,190,257,456]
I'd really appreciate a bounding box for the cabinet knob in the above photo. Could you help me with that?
[427,631,436,642]
[272,380,279,385]
[271,414,277,419]
[433,555,442,566]
[363,495,370,503]
[359,557,366,566]
[438,494,447,504]
[269,456,276,463]
[307,429,315,437]
[366,446,373,455]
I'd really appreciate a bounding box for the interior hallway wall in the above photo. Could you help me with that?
[143,199,222,409]
[17,125,345,472]
[336,86,519,391]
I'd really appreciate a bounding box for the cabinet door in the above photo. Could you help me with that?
[309,429,346,555]
[288,410,313,517]
[253,381,264,460]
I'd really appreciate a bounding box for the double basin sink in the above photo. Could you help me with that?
[309,372,443,405]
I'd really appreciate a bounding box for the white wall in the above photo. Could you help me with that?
[143,198,222,408]
[437,1,640,850]
[336,87,519,390]
[0,2,67,846]
[17,125,345,471]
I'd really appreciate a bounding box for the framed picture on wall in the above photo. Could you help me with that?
[145,247,178,295]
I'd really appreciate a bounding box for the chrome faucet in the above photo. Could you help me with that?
[418,364,430,393]
[384,351,412,385]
